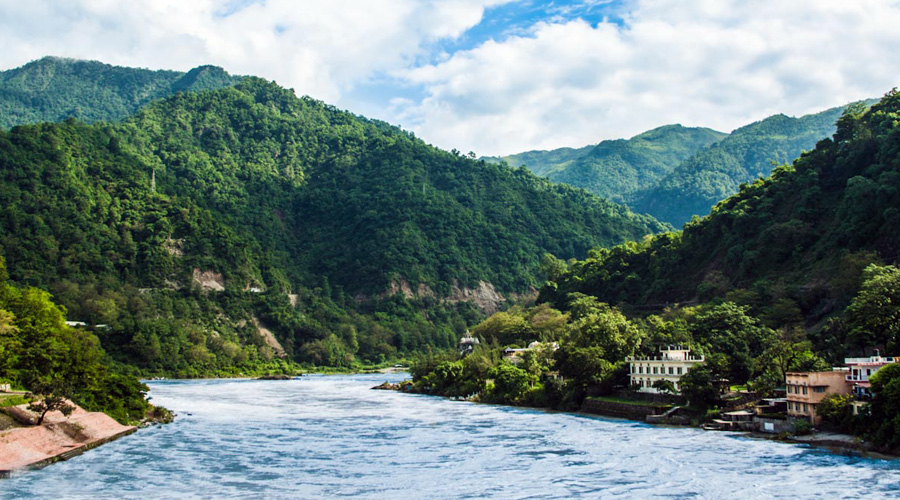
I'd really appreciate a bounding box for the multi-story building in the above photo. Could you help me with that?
[844,354,898,397]
[627,345,704,394]
[785,369,851,425]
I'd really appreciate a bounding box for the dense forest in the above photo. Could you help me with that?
[0,57,243,129]
[0,75,667,376]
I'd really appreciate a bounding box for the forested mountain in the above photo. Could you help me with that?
[0,76,667,375]
[495,105,869,227]
[489,125,726,205]
[634,104,857,226]
[0,56,243,129]
[540,91,900,360]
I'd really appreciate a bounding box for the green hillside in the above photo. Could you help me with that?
[548,125,727,205]
[490,125,726,205]
[634,105,859,226]
[540,91,900,359]
[0,56,243,129]
[0,77,667,375]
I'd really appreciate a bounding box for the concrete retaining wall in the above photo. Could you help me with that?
[581,399,665,421]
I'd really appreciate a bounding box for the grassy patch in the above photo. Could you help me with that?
[0,394,30,407]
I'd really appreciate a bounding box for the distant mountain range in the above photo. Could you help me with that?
[490,103,873,226]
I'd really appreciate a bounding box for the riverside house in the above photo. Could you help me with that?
[844,353,898,398]
[787,353,898,424]
[627,346,704,394]
[785,369,851,425]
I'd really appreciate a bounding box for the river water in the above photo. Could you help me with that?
[2,374,899,499]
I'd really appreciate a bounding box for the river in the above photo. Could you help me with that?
[2,374,899,499]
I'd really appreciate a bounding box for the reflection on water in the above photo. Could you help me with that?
[2,374,899,499]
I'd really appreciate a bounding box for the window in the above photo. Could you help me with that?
[802,403,808,413]
[802,386,808,395]
[639,366,643,374]
[668,367,674,375]
[677,367,683,375]
[653,367,658,374]
[813,387,826,393]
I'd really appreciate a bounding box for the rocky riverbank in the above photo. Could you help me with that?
[0,402,136,477]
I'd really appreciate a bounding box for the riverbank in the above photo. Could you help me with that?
[0,402,136,478]
[373,381,898,459]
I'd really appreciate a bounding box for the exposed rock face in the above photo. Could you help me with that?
[447,281,504,315]
[192,268,225,292]
[378,279,518,315]
[251,316,286,358]
[385,279,436,299]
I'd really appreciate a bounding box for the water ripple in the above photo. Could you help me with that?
[2,374,899,499]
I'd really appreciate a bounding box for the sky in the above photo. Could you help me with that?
[1,0,900,156]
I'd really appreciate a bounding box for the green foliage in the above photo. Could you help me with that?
[541,90,900,365]
[816,393,855,432]
[27,379,75,425]
[0,57,243,129]
[0,257,150,423]
[0,74,670,373]
[793,418,813,436]
[864,363,900,451]
[679,366,719,409]
[845,264,900,352]
[634,104,867,226]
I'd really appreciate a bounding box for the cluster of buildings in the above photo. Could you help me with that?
[627,345,897,426]
[460,330,897,429]
[786,353,897,424]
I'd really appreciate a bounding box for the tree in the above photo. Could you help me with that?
[865,362,900,450]
[679,366,719,409]
[816,393,854,432]
[845,264,900,352]
[692,302,771,385]
[27,381,76,425]
[652,379,676,395]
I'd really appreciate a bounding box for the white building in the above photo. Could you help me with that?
[844,353,897,398]
[627,345,704,394]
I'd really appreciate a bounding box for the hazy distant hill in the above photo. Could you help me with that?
[495,104,871,227]
[487,125,726,205]
[0,56,243,128]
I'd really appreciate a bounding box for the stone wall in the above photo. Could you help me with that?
[581,398,666,421]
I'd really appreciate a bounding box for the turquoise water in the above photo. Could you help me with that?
[2,374,899,499]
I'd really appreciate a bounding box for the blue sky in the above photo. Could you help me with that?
[1,1,899,155]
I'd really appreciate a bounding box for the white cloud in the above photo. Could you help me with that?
[397,0,900,155]
[1,0,899,156]
[0,0,510,103]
